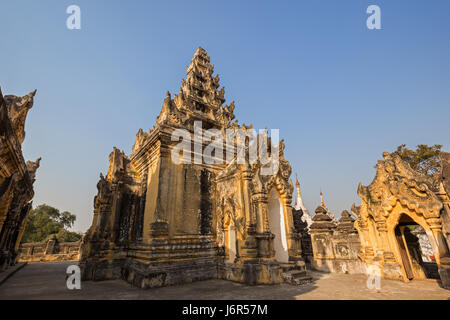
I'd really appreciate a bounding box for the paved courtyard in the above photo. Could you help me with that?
[0,262,448,300]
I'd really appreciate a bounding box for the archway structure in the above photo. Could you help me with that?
[355,152,450,288]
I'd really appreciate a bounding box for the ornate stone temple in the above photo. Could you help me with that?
[355,152,450,288]
[0,88,40,271]
[80,48,310,288]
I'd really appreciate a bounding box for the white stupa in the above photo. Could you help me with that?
[294,174,313,228]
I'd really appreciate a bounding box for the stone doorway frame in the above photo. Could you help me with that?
[388,209,444,282]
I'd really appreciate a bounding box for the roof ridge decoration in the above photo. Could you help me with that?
[3,89,36,144]
[358,152,442,219]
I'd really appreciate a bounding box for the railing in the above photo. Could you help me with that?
[17,238,81,262]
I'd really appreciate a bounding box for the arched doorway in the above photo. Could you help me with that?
[267,188,289,262]
[394,214,441,281]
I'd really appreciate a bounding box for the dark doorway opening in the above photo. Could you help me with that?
[395,214,440,281]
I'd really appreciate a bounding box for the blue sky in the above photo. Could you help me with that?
[2,0,449,232]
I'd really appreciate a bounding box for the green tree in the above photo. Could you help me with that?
[391,144,442,176]
[21,204,82,243]
[59,211,76,229]
[55,229,83,242]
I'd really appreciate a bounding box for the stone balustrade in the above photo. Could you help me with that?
[17,236,81,263]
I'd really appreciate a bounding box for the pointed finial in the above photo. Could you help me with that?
[320,189,326,208]
[294,172,304,207]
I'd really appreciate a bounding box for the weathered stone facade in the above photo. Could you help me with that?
[214,139,309,285]
[79,48,309,288]
[0,87,40,271]
[355,152,450,288]
[309,206,364,274]
[17,235,81,263]
[293,152,450,290]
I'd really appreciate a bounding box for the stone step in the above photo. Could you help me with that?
[279,261,306,272]
[282,269,307,279]
[281,270,312,285]
[290,275,313,286]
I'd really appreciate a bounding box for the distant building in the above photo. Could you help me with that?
[293,174,312,228]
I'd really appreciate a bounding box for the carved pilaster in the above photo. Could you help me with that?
[252,192,268,234]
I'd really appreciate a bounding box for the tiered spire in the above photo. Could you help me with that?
[310,206,336,230]
[336,210,357,234]
[170,47,236,128]
[157,47,234,129]
[319,190,338,223]
[182,47,223,110]
[294,173,312,227]
[139,47,240,155]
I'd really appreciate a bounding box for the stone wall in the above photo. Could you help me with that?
[309,207,364,274]
[17,236,80,262]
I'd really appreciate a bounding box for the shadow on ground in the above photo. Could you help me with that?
[0,262,448,300]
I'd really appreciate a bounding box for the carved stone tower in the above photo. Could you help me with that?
[79,47,309,288]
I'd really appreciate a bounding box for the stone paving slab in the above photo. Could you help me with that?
[0,262,448,300]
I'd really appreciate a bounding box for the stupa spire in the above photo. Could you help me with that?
[181,47,224,110]
[320,190,326,209]
[155,47,237,132]
[294,173,312,227]
[319,190,337,223]
[295,173,302,199]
